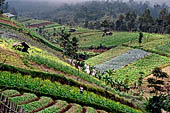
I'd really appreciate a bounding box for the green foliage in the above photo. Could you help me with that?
[0,0,5,13]
[57,29,79,58]
[0,63,136,109]
[8,93,37,104]
[20,97,53,112]
[26,54,107,89]
[79,32,138,48]
[1,89,20,97]
[125,33,170,57]
[38,100,68,113]
[146,95,169,113]
[0,71,142,113]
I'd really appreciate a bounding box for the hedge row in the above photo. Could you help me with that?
[0,71,142,113]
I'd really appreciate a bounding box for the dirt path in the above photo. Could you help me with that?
[0,19,18,28]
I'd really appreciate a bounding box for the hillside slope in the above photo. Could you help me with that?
[0,16,170,113]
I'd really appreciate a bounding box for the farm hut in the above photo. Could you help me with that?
[12,42,30,53]
[69,28,76,32]
[3,13,16,19]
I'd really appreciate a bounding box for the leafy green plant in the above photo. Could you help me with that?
[38,100,68,113]
[8,93,37,104]
[0,71,142,113]
[20,96,53,112]
[1,89,20,97]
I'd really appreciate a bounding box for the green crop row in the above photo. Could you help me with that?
[0,71,142,113]
[8,93,37,105]
[38,100,68,113]
[0,63,136,109]
[19,96,53,112]
[1,90,20,97]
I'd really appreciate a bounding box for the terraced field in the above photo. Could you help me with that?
[85,46,132,66]
[1,16,170,113]
[95,49,151,72]
[0,89,109,113]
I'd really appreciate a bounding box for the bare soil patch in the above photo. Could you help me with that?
[142,66,170,97]
[0,19,18,28]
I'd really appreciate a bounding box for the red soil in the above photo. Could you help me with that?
[0,19,18,28]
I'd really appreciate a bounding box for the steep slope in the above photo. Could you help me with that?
[0,16,142,113]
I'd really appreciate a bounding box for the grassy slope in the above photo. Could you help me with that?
[0,16,170,113]
[124,33,170,56]
[79,32,138,48]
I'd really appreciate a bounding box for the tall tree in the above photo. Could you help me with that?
[158,8,169,33]
[138,9,154,32]
[58,29,79,62]
[0,0,5,14]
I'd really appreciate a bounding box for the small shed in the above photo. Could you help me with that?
[3,13,16,19]
[69,28,76,32]
[12,42,30,53]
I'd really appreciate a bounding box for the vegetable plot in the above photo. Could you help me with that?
[95,49,150,72]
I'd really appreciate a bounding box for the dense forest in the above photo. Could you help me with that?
[5,0,170,33]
